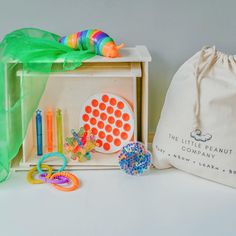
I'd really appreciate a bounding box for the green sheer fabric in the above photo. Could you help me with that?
[0,28,96,182]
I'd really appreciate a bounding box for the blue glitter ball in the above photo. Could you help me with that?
[118,142,152,175]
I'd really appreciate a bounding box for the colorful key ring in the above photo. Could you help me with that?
[39,173,69,184]
[27,164,52,184]
[37,152,67,174]
[50,172,80,192]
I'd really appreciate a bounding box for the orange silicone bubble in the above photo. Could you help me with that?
[124,123,131,131]
[98,121,104,129]
[99,131,105,139]
[83,114,89,122]
[121,132,128,140]
[113,128,120,136]
[92,127,98,135]
[105,124,112,133]
[110,98,117,106]
[114,138,121,146]
[100,112,107,121]
[122,113,130,121]
[115,120,123,128]
[103,142,110,151]
[114,110,122,118]
[108,116,115,124]
[96,139,103,147]
[99,103,106,110]
[102,95,109,102]
[106,135,113,143]
[85,106,92,113]
[117,101,124,109]
[93,109,100,117]
[90,117,97,125]
[107,106,114,114]
[84,124,90,131]
[92,99,98,107]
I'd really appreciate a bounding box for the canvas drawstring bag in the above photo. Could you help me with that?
[153,46,236,188]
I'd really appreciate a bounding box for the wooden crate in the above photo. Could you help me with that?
[11,46,151,170]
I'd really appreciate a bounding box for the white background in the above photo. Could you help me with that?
[0,169,236,236]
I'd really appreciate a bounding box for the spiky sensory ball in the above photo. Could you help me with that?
[118,142,152,175]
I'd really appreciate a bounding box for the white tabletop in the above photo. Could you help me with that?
[0,168,235,236]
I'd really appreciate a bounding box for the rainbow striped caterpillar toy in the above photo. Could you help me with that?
[59,29,125,58]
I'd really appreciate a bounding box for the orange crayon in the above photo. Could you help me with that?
[46,109,53,152]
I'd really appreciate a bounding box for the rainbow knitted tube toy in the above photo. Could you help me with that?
[59,29,124,58]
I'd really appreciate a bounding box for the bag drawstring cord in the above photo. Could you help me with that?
[193,46,216,131]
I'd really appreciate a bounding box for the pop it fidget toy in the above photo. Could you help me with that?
[80,93,134,153]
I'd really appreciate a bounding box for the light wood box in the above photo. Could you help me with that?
[11,46,151,170]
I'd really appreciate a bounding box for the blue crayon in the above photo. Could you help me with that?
[36,109,43,156]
